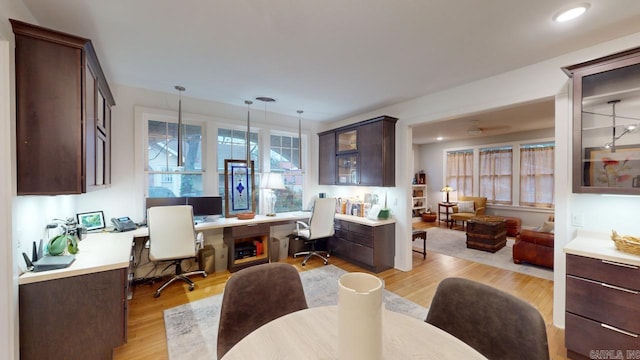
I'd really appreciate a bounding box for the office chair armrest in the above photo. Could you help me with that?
[195,232,204,250]
[295,220,310,233]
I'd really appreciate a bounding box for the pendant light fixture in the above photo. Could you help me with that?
[297,110,304,172]
[244,100,253,167]
[175,85,186,167]
[255,96,276,168]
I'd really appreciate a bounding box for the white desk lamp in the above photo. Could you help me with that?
[261,173,285,216]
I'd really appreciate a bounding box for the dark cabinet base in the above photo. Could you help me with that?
[328,220,394,273]
[19,269,128,360]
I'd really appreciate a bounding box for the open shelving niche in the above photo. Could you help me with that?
[411,184,427,222]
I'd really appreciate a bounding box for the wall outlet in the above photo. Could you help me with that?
[571,213,584,227]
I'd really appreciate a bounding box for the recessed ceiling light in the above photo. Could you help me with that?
[553,3,590,22]
[436,136,444,141]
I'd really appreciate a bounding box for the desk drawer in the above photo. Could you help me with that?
[566,275,640,334]
[567,254,640,290]
[228,223,269,238]
[566,312,640,358]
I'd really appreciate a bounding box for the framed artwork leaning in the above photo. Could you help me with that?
[223,159,256,218]
[583,145,640,190]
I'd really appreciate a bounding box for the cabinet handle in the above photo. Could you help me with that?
[601,259,639,269]
[601,282,639,295]
[601,324,639,338]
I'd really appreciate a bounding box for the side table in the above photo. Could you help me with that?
[438,202,456,227]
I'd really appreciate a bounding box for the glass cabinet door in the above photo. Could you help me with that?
[336,154,359,185]
[565,49,640,195]
[337,129,357,152]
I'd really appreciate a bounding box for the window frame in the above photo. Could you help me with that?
[443,137,555,209]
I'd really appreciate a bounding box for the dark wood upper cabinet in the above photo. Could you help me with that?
[563,47,640,195]
[11,19,115,195]
[318,115,397,187]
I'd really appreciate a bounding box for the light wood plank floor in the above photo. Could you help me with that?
[114,222,567,360]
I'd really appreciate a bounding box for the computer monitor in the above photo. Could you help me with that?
[145,197,187,210]
[187,196,223,218]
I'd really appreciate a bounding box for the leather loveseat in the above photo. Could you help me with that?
[512,228,554,269]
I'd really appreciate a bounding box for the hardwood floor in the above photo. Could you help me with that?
[114,221,567,360]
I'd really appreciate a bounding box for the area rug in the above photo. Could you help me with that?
[163,265,427,360]
[416,227,553,281]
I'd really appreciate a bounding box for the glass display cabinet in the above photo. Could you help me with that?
[563,47,640,195]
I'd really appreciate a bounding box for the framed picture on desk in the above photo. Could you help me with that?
[77,211,106,231]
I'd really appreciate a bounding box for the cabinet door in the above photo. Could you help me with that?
[14,33,84,194]
[85,64,97,189]
[318,132,336,185]
[359,120,395,186]
[336,154,359,185]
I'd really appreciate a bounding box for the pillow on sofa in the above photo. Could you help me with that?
[539,221,554,233]
[457,201,475,213]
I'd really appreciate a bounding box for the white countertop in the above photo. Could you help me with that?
[335,213,396,226]
[19,231,134,285]
[19,211,395,285]
[564,230,640,267]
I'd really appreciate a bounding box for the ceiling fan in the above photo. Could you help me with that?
[466,120,510,136]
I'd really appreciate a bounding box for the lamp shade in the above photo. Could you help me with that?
[440,186,454,193]
[261,172,285,190]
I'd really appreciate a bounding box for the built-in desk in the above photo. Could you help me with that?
[18,212,312,360]
[18,232,134,360]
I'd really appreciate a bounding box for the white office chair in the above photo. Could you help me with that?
[147,205,207,298]
[293,197,336,266]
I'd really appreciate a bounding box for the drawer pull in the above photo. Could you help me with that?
[601,324,639,338]
[601,259,639,269]
[601,283,639,295]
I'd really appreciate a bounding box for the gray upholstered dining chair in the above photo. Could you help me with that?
[425,277,549,360]
[216,263,308,359]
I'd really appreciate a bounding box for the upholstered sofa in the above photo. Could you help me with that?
[512,228,554,269]
[449,196,486,229]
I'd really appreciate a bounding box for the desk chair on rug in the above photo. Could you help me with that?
[217,263,308,359]
[292,197,336,266]
[425,277,549,360]
[148,205,207,298]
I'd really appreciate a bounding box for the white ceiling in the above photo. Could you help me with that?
[19,0,640,129]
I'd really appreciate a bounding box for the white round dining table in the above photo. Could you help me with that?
[221,305,487,359]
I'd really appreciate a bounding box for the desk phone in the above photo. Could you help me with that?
[111,216,137,232]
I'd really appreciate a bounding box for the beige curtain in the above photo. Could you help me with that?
[520,145,554,208]
[479,148,512,204]
[446,151,473,197]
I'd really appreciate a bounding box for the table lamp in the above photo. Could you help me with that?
[261,172,285,216]
[441,185,454,203]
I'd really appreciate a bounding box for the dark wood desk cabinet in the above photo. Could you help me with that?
[19,268,129,360]
[565,254,640,359]
[10,19,115,195]
[328,220,395,273]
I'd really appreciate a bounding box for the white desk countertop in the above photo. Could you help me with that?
[19,231,134,285]
[19,211,396,286]
[564,229,640,266]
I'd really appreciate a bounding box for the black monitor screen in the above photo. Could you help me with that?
[145,197,187,209]
[187,196,223,217]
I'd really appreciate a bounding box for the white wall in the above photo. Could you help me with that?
[2,2,44,359]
